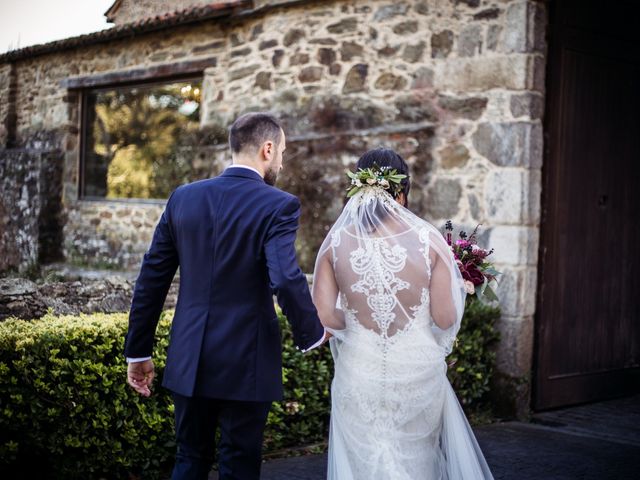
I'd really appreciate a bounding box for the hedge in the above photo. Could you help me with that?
[0,299,498,478]
[447,299,501,407]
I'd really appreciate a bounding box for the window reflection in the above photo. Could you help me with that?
[82,79,203,200]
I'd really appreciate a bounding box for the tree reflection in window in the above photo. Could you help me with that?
[82,79,202,200]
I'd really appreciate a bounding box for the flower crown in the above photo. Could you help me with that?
[346,164,407,198]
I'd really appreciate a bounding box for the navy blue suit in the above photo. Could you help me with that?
[125,166,324,479]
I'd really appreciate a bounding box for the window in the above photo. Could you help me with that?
[81,78,203,200]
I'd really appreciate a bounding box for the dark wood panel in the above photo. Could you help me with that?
[534,0,640,410]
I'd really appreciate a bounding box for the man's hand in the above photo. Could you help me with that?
[127,359,155,397]
[322,330,333,344]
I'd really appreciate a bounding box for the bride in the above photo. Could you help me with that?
[312,148,493,479]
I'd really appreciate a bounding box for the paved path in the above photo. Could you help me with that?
[211,394,640,479]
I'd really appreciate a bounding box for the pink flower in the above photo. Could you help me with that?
[464,280,476,294]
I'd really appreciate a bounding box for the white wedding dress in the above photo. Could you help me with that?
[312,188,493,480]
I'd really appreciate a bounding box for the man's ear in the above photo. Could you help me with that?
[262,141,274,161]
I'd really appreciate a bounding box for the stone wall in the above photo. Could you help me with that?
[0,150,41,272]
[64,202,164,270]
[0,276,178,321]
[0,0,547,416]
[0,148,65,272]
[199,2,546,415]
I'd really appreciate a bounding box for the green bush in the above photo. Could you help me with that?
[0,311,332,479]
[446,298,501,407]
[0,300,497,478]
[0,312,175,479]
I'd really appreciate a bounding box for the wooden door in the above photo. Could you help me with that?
[534,0,640,410]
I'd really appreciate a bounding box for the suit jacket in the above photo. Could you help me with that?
[124,167,325,401]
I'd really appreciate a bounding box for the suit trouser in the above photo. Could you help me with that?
[170,392,272,480]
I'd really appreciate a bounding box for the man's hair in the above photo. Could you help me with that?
[228,112,283,154]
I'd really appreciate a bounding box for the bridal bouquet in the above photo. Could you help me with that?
[444,221,500,303]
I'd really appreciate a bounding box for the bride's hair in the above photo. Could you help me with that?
[355,148,411,207]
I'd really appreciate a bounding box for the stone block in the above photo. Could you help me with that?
[434,55,534,91]
[327,18,357,34]
[503,1,546,54]
[342,64,368,94]
[299,67,323,83]
[415,2,429,15]
[424,177,462,219]
[484,168,541,224]
[259,39,278,50]
[341,41,364,61]
[272,49,285,68]
[230,47,251,58]
[489,226,539,266]
[510,92,544,119]
[528,54,546,93]
[254,71,271,90]
[317,48,336,66]
[402,41,426,63]
[496,266,538,317]
[472,121,542,168]
[393,21,419,35]
[283,28,306,47]
[308,38,337,46]
[374,73,407,91]
[228,64,260,81]
[378,45,401,57]
[373,3,409,22]
[431,30,454,58]
[473,7,501,20]
[289,53,310,66]
[494,315,534,378]
[438,95,487,120]
[439,144,470,169]
[458,24,482,57]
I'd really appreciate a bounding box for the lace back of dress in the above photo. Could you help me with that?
[315,187,466,353]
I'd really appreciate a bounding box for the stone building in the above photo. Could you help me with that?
[0,0,637,416]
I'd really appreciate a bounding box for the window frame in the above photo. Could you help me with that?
[77,72,207,203]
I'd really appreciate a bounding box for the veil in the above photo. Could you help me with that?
[312,186,466,353]
[312,185,493,480]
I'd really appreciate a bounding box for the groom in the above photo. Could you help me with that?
[124,112,327,479]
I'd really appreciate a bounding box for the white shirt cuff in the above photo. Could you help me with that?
[127,356,152,363]
[301,329,327,353]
